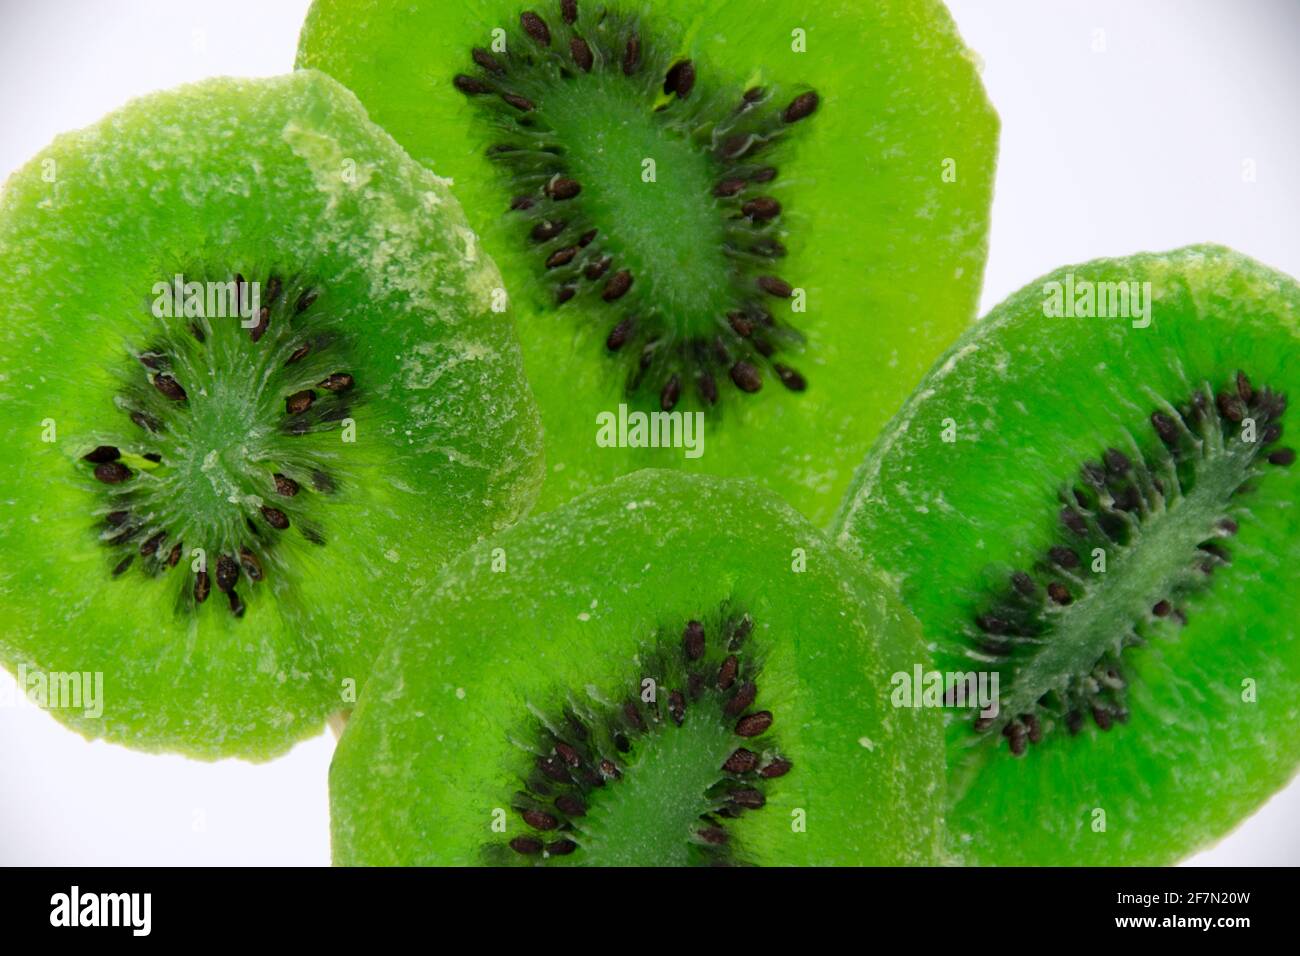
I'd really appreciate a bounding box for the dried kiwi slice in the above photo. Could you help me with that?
[331,470,940,865]
[0,72,543,759]
[297,0,998,522]
[835,245,1300,865]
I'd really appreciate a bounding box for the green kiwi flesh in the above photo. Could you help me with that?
[330,470,941,865]
[835,245,1300,865]
[296,0,998,523]
[0,72,544,759]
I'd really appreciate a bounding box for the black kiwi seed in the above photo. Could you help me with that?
[250,307,270,343]
[698,827,728,845]
[602,270,633,302]
[286,390,316,415]
[510,836,543,855]
[1049,546,1079,569]
[555,794,586,817]
[472,48,504,74]
[520,10,551,46]
[729,362,762,393]
[153,373,187,402]
[735,712,772,737]
[1151,410,1179,444]
[774,364,806,392]
[717,655,738,690]
[664,60,695,98]
[1060,507,1088,536]
[759,757,792,779]
[545,177,580,200]
[757,276,793,298]
[93,462,131,484]
[82,445,120,463]
[319,372,355,392]
[546,246,579,269]
[622,33,641,75]
[724,681,757,716]
[682,620,706,660]
[668,690,686,725]
[724,748,758,773]
[570,36,594,72]
[522,809,559,831]
[1047,582,1072,605]
[273,473,300,497]
[1103,448,1130,475]
[660,375,681,411]
[130,411,161,432]
[782,91,819,123]
[502,92,534,112]
[215,554,239,593]
[538,755,570,782]
[139,531,165,557]
[742,197,781,221]
[530,219,565,242]
[1217,392,1245,423]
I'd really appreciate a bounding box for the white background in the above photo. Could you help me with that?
[1,0,1297,865]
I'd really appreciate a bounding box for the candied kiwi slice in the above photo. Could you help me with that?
[835,245,1300,865]
[329,471,940,865]
[296,0,999,522]
[0,72,543,759]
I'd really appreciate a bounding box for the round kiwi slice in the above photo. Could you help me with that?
[330,470,940,865]
[296,0,998,523]
[834,245,1300,865]
[0,72,544,759]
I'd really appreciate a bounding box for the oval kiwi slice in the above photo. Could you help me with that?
[0,72,544,759]
[296,0,998,523]
[835,245,1300,865]
[331,470,940,865]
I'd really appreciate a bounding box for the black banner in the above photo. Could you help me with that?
[0,867,1282,940]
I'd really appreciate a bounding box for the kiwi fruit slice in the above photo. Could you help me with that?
[834,245,1300,865]
[296,0,998,523]
[0,72,544,759]
[330,469,940,865]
